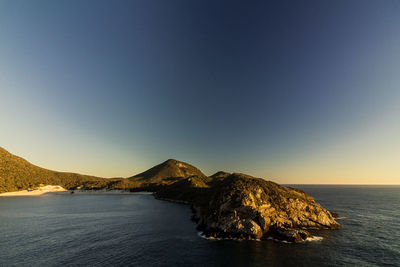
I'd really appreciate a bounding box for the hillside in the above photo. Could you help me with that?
[210,171,231,179]
[129,159,207,188]
[0,147,110,192]
[0,149,206,193]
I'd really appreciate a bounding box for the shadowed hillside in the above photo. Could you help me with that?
[0,147,111,192]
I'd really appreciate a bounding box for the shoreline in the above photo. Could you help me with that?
[70,190,152,195]
[0,186,153,197]
[0,185,67,197]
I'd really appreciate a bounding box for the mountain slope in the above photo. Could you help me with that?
[129,159,207,186]
[210,171,231,179]
[0,147,108,192]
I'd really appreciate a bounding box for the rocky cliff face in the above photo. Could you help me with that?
[157,173,341,242]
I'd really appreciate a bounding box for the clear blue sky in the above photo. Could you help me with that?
[1,0,399,184]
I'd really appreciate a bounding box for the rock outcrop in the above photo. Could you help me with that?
[156,173,341,242]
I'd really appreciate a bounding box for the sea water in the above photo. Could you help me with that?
[0,186,399,266]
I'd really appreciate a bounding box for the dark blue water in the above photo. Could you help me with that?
[1,186,399,266]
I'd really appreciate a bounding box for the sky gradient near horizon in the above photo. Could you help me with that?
[1,0,400,184]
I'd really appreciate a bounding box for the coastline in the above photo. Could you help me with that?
[0,186,153,197]
[0,185,67,197]
[71,190,152,195]
[0,183,335,244]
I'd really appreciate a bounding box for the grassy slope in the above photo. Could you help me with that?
[0,148,199,193]
[0,147,112,193]
[129,159,207,186]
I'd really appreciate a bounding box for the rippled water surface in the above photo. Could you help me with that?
[1,186,399,266]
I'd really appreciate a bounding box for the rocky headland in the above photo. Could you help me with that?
[0,147,340,242]
[155,169,341,242]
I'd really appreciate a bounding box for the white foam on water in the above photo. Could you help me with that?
[197,232,220,240]
[197,232,257,242]
[198,232,322,243]
[305,236,324,242]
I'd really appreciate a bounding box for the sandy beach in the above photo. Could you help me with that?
[0,185,67,197]
[0,186,152,197]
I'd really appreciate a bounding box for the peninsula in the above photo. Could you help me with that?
[0,147,340,242]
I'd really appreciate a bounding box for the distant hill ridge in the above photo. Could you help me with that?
[0,147,208,193]
[129,158,207,186]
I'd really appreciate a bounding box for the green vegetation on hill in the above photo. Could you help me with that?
[129,159,207,188]
[0,147,110,192]
[0,148,206,193]
[156,175,212,204]
[210,171,231,179]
